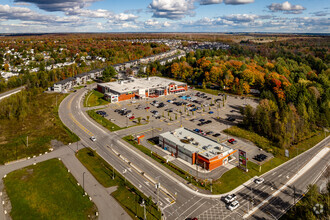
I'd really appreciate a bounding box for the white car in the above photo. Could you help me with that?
[228,201,239,211]
[90,136,96,142]
[224,194,237,204]
[126,114,133,118]
[255,177,264,184]
[131,100,136,103]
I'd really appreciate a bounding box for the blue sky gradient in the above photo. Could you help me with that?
[0,0,329,33]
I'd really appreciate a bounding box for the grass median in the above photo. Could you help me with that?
[84,90,109,107]
[87,110,122,132]
[76,148,161,220]
[3,159,97,220]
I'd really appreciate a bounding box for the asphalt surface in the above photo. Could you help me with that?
[57,85,330,220]
[2,85,325,220]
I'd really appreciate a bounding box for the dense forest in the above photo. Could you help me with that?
[148,38,329,149]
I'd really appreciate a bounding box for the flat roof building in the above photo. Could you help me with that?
[159,127,237,171]
[97,77,187,103]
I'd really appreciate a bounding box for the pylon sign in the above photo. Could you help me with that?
[239,150,248,171]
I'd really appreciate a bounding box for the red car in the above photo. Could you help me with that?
[145,107,150,109]
[228,138,237,144]
[129,116,135,120]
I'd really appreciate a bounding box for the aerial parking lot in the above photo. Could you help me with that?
[92,89,272,168]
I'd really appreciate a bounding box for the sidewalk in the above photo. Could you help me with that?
[61,152,131,220]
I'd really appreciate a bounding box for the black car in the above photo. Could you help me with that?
[197,123,204,126]
[207,97,212,100]
[205,120,212,124]
[213,133,221,137]
[227,117,235,122]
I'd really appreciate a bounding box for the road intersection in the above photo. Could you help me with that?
[1,85,328,220]
[58,86,330,219]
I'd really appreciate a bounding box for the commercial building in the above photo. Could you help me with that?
[159,127,237,171]
[97,77,187,103]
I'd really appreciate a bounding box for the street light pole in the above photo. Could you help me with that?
[83,172,86,195]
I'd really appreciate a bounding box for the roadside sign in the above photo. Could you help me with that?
[239,150,248,172]
[285,149,289,158]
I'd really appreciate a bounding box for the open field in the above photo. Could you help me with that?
[84,89,109,107]
[76,148,161,220]
[224,126,328,158]
[3,159,97,220]
[0,92,79,164]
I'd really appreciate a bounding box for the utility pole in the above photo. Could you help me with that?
[27,136,28,148]
[83,172,86,195]
[196,153,199,179]
[77,141,79,152]
[126,117,128,128]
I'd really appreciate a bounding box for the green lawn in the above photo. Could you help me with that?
[212,158,284,194]
[84,90,109,107]
[224,126,278,154]
[76,148,161,220]
[224,126,327,158]
[3,159,97,220]
[87,110,123,132]
[0,92,79,164]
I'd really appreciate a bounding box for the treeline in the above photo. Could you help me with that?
[148,47,329,148]
[283,183,329,220]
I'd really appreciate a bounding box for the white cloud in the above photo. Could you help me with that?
[267,1,306,14]
[224,0,254,5]
[148,0,195,20]
[13,0,101,12]
[200,0,223,5]
[200,0,254,5]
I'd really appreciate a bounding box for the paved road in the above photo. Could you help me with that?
[0,86,24,101]
[0,143,131,220]
[57,86,330,220]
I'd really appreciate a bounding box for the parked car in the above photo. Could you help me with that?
[213,133,221,137]
[90,136,96,142]
[126,113,133,118]
[145,106,150,109]
[208,111,214,114]
[205,120,212,124]
[227,117,235,122]
[228,138,237,144]
[228,201,239,211]
[255,177,264,184]
[129,116,135,120]
[206,131,214,135]
[224,194,237,204]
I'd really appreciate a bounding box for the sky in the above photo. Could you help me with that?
[0,0,329,33]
